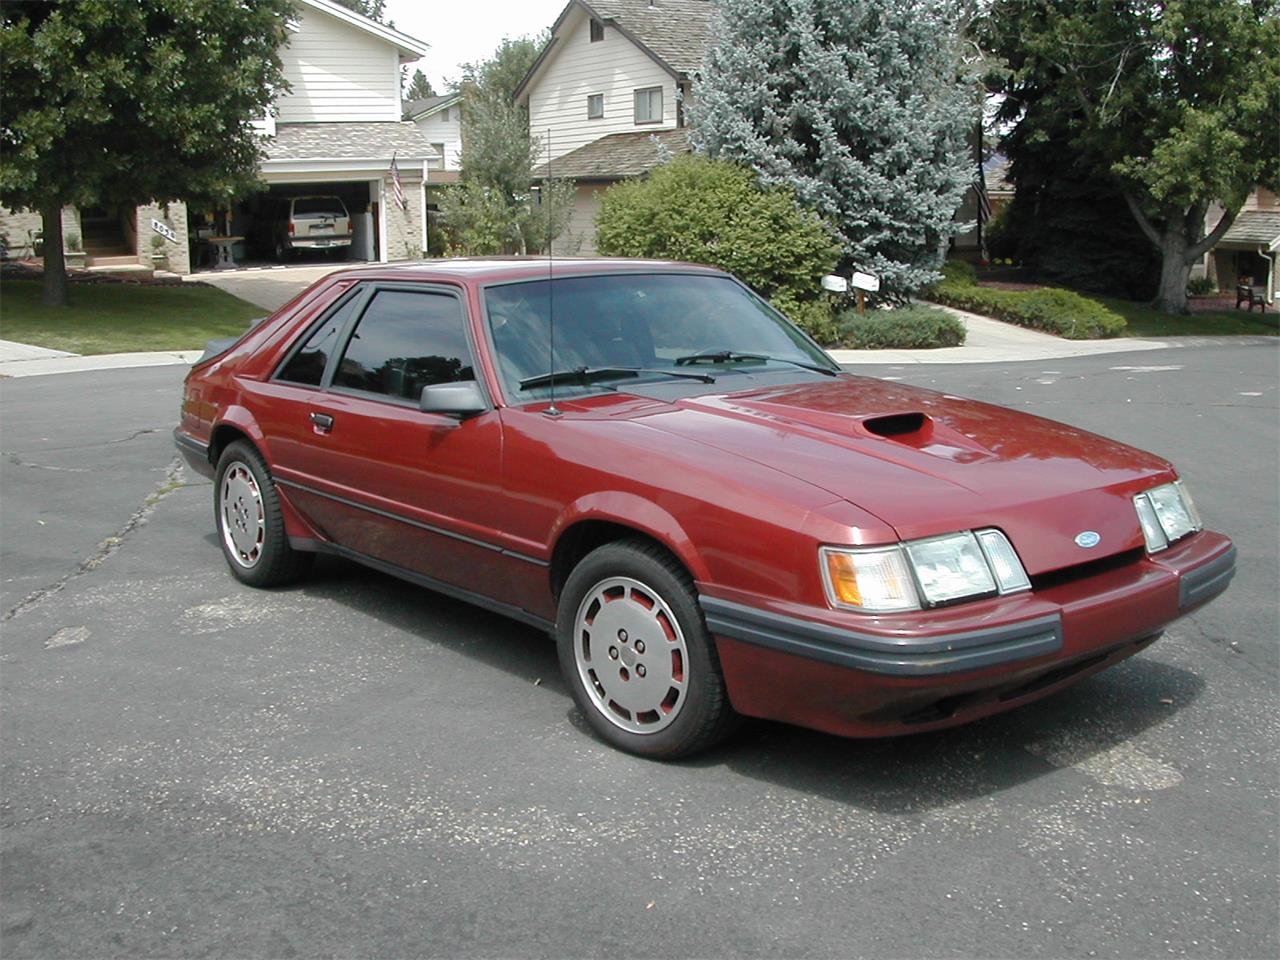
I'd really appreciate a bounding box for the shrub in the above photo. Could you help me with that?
[595,155,841,340]
[834,305,966,349]
[927,261,1126,339]
[1187,276,1217,296]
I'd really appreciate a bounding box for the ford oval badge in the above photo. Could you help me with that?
[1075,531,1101,549]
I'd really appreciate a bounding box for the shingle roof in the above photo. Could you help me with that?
[265,122,439,162]
[517,0,714,101]
[531,128,691,180]
[1217,210,1280,251]
[585,0,714,76]
[404,93,463,120]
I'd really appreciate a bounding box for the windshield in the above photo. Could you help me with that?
[293,197,348,218]
[484,273,837,402]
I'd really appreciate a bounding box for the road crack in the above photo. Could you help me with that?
[2,456,188,622]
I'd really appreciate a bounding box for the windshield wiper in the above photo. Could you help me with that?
[673,350,838,376]
[518,366,716,391]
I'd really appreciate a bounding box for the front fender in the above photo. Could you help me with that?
[550,491,711,582]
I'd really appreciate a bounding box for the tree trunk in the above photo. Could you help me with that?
[40,203,69,307]
[1152,228,1191,314]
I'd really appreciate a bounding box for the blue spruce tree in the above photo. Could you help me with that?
[691,0,977,296]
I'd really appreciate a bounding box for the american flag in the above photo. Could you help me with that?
[390,153,407,211]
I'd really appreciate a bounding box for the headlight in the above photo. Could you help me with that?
[1134,480,1201,552]
[820,528,1030,613]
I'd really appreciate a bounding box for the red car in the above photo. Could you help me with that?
[175,259,1235,759]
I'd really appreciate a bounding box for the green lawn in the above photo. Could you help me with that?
[0,280,264,355]
[1092,296,1279,338]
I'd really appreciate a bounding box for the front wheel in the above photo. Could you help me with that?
[556,540,738,759]
[214,440,311,587]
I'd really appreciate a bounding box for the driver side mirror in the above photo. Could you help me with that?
[419,381,487,420]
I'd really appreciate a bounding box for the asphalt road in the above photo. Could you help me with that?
[1,342,1276,958]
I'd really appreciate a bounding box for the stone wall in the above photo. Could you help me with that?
[382,173,424,261]
[134,201,191,274]
[0,205,81,258]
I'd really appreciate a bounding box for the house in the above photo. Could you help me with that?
[515,0,713,255]
[515,0,989,260]
[1199,188,1279,305]
[0,0,437,274]
[406,92,465,181]
[405,91,465,255]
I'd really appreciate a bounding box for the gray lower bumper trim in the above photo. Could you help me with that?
[1179,545,1236,610]
[172,429,209,459]
[699,596,1062,677]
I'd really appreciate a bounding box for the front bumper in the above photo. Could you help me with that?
[701,530,1234,737]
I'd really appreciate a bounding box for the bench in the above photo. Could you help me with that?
[1236,284,1268,314]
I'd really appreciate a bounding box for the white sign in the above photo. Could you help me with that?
[150,219,178,243]
[821,274,849,293]
[851,271,881,293]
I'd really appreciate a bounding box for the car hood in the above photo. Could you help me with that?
[632,376,1174,575]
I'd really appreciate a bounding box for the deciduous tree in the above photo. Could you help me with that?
[439,35,572,255]
[983,0,1280,314]
[0,0,290,306]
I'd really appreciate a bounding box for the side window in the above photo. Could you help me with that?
[277,291,361,387]
[634,86,663,124]
[332,290,474,402]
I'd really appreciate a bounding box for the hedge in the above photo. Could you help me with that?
[926,262,1126,339]
[595,156,841,342]
[834,305,966,349]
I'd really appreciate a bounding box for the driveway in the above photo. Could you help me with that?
[190,264,342,313]
[1,344,1276,958]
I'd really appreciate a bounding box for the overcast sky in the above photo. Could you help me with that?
[384,0,568,92]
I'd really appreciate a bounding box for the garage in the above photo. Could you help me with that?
[188,121,434,272]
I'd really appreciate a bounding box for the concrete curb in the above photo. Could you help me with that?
[0,350,203,379]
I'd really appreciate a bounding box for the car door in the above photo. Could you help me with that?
[251,283,506,596]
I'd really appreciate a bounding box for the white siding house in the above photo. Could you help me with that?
[277,3,404,123]
[516,0,712,255]
[2,0,436,275]
[406,93,465,176]
[525,5,679,162]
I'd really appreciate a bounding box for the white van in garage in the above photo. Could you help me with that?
[272,196,353,260]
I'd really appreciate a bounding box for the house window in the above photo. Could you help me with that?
[589,19,604,42]
[634,86,663,124]
[438,108,449,122]
[587,94,604,119]
[430,143,446,169]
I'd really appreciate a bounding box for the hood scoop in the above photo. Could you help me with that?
[862,411,928,439]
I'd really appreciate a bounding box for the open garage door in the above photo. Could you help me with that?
[253,182,377,264]
[190,181,381,269]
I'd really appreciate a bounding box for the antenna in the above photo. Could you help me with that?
[544,126,562,418]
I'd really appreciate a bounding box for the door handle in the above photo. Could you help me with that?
[310,411,335,434]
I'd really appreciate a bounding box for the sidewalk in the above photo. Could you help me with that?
[0,302,1174,379]
[0,341,202,378]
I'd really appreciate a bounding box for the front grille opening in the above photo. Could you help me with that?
[996,653,1109,703]
[862,411,928,438]
[1030,547,1145,591]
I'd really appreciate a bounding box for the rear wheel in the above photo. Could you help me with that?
[556,540,738,759]
[214,440,311,587]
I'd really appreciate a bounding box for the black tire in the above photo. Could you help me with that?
[214,440,312,587]
[556,540,739,759]
[273,236,292,263]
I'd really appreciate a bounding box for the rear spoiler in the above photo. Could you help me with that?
[195,315,269,365]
